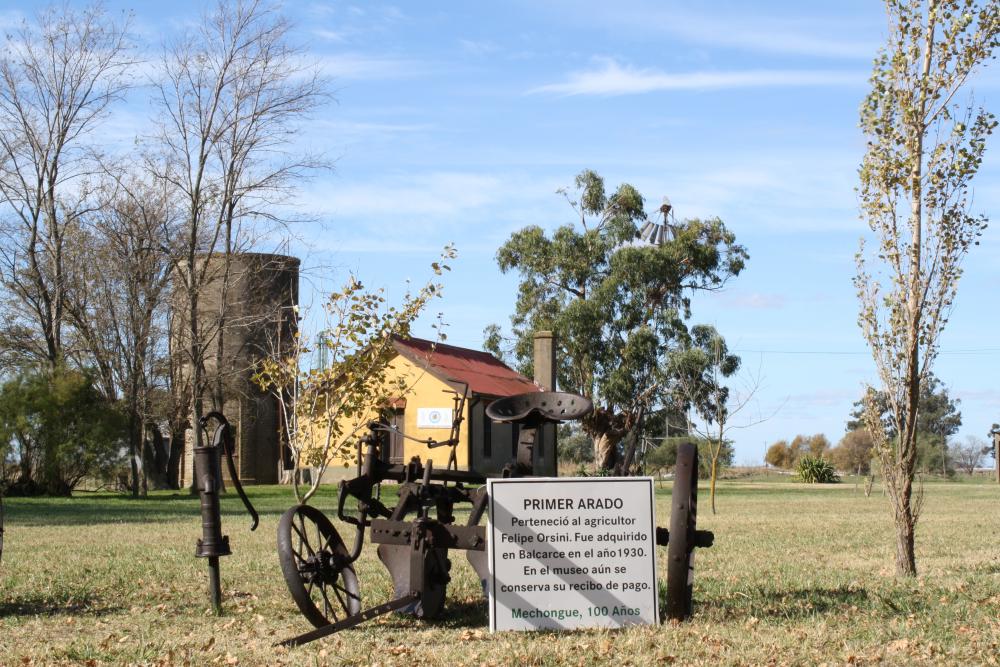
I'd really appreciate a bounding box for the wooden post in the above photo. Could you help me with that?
[532,330,555,391]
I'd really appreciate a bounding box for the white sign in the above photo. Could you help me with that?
[487,477,658,632]
[416,407,452,429]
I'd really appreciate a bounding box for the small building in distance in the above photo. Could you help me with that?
[319,333,558,478]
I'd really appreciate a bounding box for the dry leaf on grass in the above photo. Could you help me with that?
[886,638,910,654]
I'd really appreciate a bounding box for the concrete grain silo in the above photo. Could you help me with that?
[173,252,299,486]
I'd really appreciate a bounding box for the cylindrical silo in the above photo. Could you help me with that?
[174,252,299,486]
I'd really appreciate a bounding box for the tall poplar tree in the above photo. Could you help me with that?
[855,0,999,576]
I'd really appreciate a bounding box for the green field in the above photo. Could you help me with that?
[1,478,998,666]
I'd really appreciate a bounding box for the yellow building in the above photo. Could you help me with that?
[317,335,557,477]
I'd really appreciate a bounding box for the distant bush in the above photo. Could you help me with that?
[795,456,840,484]
[645,436,732,479]
[558,429,594,464]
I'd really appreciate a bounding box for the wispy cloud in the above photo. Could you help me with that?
[722,292,787,310]
[0,9,24,30]
[633,10,876,60]
[311,118,434,143]
[951,388,1000,407]
[301,2,408,53]
[532,58,864,96]
[315,52,423,80]
[459,39,499,56]
[303,171,506,220]
[777,389,857,419]
[544,2,878,60]
[685,25,874,60]
[311,28,345,42]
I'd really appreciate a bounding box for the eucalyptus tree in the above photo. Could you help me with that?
[488,170,747,470]
[855,0,999,575]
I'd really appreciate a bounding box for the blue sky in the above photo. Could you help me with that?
[9,1,1000,463]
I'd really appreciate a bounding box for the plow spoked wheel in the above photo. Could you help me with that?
[278,504,361,628]
[665,442,699,621]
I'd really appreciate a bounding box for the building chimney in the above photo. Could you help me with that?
[532,330,556,391]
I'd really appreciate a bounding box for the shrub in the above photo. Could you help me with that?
[558,428,594,464]
[647,436,732,479]
[795,455,840,483]
[0,366,125,495]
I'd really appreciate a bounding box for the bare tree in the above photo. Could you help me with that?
[0,4,133,368]
[950,435,989,475]
[668,325,770,514]
[64,167,175,495]
[855,0,999,576]
[149,0,327,460]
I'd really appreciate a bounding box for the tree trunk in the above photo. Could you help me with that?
[593,432,618,471]
[188,278,204,493]
[887,470,917,576]
[941,438,947,477]
[142,424,171,491]
[129,412,141,498]
[994,434,999,485]
[709,456,718,515]
[167,421,186,490]
[893,508,917,576]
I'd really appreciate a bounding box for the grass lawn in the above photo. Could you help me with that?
[1,477,998,666]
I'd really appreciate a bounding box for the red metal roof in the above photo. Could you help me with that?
[392,336,541,398]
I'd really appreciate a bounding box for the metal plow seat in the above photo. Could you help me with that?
[485,391,593,423]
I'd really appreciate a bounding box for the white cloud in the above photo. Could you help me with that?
[532,58,864,96]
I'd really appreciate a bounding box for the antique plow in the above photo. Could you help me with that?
[276,391,713,647]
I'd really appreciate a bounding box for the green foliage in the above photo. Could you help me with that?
[644,437,680,472]
[0,366,126,495]
[847,375,961,443]
[488,169,746,468]
[914,432,954,475]
[665,324,740,428]
[795,455,840,484]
